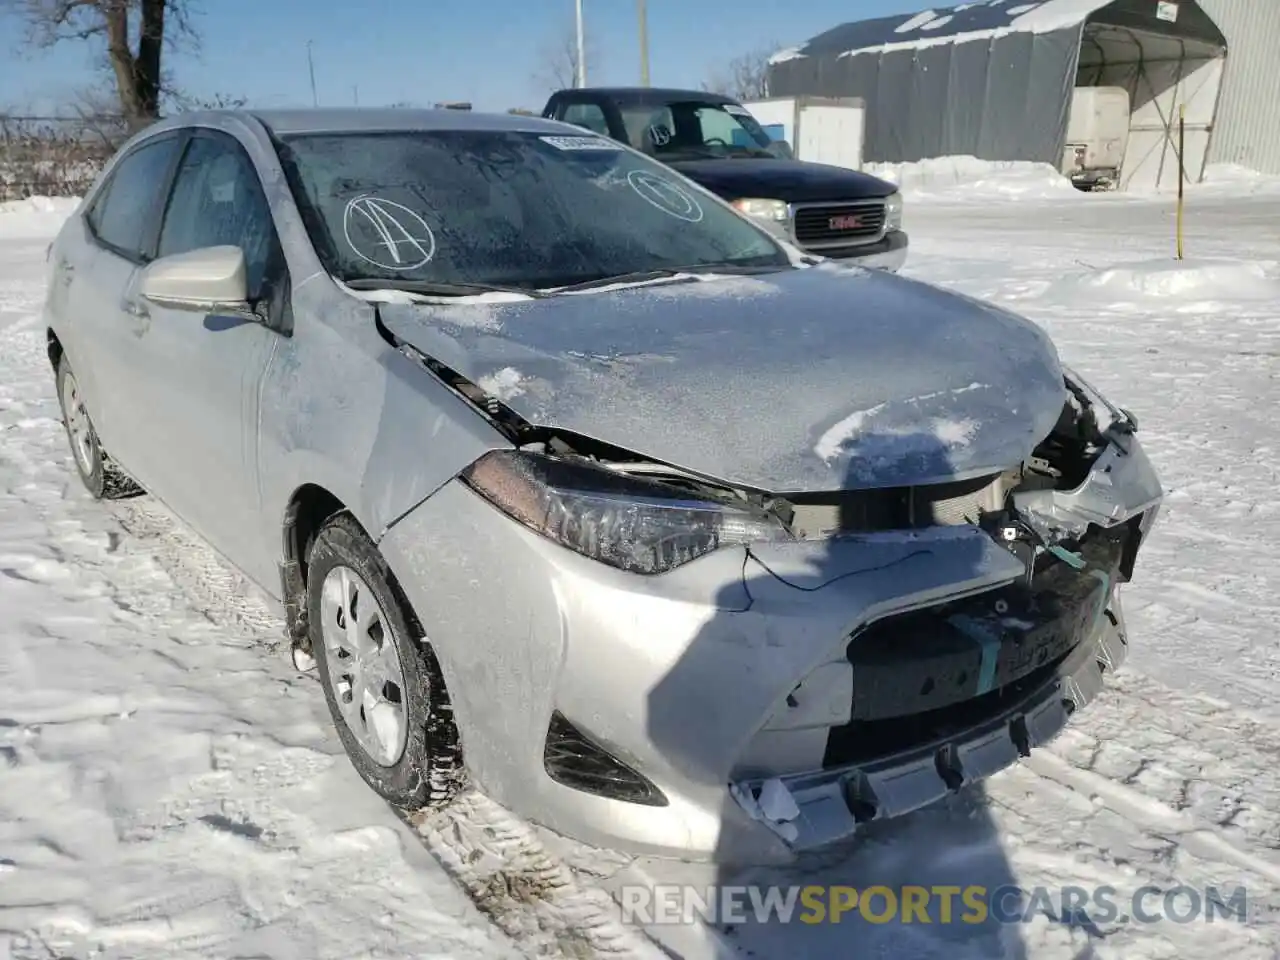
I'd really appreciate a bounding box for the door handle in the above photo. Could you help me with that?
[121,299,150,319]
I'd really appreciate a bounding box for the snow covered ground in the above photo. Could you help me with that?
[2,174,1280,959]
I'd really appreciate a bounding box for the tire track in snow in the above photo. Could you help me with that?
[1026,752,1280,886]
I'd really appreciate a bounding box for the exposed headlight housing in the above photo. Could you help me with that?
[732,197,789,224]
[461,450,792,574]
[884,191,904,231]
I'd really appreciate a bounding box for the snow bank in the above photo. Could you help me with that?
[865,155,1075,201]
[0,195,80,240]
[1195,163,1280,197]
[1047,258,1280,305]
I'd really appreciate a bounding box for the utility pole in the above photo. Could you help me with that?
[306,41,318,106]
[574,0,587,87]
[637,0,650,86]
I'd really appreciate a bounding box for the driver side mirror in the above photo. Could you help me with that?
[767,140,794,160]
[139,245,250,312]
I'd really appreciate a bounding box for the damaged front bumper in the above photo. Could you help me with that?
[729,529,1134,852]
[378,384,1162,866]
[733,604,1128,851]
[724,408,1162,855]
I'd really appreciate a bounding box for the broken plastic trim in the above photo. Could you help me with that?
[543,711,668,807]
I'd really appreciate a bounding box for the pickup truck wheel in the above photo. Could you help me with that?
[307,512,463,810]
[55,357,142,500]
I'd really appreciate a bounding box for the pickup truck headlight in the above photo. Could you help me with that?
[462,450,792,574]
[732,197,789,224]
[884,191,904,231]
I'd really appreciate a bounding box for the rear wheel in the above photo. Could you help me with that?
[306,512,463,810]
[54,357,141,500]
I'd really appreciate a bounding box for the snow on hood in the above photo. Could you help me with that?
[379,268,1067,492]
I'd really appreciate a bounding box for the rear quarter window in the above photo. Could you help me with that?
[87,135,181,260]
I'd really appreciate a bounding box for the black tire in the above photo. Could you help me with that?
[54,355,143,500]
[306,512,463,810]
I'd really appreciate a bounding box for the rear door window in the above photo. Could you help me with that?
[87,136,181,260]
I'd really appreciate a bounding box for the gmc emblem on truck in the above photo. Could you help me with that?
[829,213,864,230]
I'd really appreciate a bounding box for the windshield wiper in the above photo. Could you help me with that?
[549,263,787,293]
[345,278,549,299]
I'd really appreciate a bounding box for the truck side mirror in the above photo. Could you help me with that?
[768,140,793,160]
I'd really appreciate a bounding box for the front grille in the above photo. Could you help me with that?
[786,472,1008,540]
[792,201,886,248]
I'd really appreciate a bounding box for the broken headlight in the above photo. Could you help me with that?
[461,450,792,574]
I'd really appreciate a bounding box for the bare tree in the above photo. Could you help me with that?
[704,45,778,102]
[533,22,594,93]
[167,90,249,112]
[4,0,196,123]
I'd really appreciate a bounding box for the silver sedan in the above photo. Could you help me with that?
[42,108,1162,865]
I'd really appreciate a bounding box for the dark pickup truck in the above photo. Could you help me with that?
[542,86,907,271]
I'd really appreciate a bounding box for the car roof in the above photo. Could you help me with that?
[150,108,575,137]
[557,87,740,107]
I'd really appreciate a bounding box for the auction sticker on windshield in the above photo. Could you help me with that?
[539,135,621,151]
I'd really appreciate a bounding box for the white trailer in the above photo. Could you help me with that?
[1062,86,1132,190]
[740,96,867,171]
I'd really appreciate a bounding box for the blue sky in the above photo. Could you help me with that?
[1,0,922,115]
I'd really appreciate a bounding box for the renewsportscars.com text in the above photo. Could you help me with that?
[619,883,1249,926]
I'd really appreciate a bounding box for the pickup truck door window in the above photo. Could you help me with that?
[560,101,610,137]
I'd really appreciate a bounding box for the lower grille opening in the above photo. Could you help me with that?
[543,711,668,807]
[824,653,1069,768]
[822,523,1131,770]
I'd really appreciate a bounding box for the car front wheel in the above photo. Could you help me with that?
[306,512,463,810]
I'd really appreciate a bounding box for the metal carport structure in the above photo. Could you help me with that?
[767,0,1229,191]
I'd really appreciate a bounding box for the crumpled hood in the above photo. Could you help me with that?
[378,265,1067,492]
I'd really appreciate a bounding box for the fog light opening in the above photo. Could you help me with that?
[543,711,668,807]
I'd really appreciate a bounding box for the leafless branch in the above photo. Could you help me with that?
[533,21,593,94]
[703,45,778,102]
[2,0,198,120]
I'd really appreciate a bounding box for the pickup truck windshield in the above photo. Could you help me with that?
[618,100,776,160]
[275,129,788,290]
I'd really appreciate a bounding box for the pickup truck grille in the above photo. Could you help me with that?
[792,200,886,248]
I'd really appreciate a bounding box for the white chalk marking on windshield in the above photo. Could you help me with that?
[342,195,436,271]
[626,169,705,223]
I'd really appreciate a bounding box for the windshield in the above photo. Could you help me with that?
[275,129,788,290]
[619,100,776,160]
